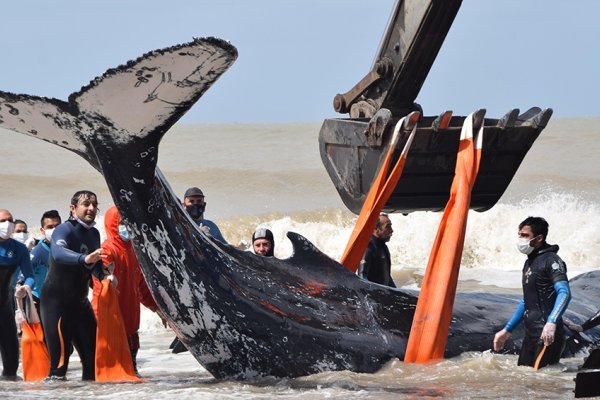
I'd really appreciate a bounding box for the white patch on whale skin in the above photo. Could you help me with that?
[118,188,133,203]
[133,216,255,364]
[139,220,187,280]
[121,186,292,374]
[157,286,179,316]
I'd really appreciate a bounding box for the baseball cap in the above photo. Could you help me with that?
[184,187,204,198]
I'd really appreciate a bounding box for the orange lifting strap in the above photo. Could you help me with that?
[404,112,483,363]
[340,112,419,272]
[18,287,50,382]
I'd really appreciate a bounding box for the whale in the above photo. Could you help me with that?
[0,38,598,379]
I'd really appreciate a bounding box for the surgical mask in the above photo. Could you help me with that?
[44,228,55,242]
[516,237,535,255]
[12,232,28,244]
[185,204,205,220]
[0,221,15,240]
[76,218,96,229]
[118,224,130,241]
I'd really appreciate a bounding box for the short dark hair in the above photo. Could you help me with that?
[14,219,27,227]
[519,216,549,239]
[375,213,389,229]
[41,210,61,227]
[70,190,97,206]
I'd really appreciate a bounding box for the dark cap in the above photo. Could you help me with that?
[252,228,274,244]
[184,187,204,198]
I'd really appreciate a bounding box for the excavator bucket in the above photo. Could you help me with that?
[319,0,552,214]
[319,108,552,214]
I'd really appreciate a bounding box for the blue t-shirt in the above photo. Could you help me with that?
[0,239,35,289]
[28,240,51,298]
[198,218,227,244]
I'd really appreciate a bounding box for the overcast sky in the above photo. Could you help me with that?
[1,0,598,123]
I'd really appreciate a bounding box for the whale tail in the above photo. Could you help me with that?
[0,38,238,173]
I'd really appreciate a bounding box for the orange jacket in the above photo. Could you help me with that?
[92,206,157,335]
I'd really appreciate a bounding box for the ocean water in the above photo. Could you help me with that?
[1,117,600,398]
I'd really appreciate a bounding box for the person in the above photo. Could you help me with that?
[0,208,35,379]
[169,187,228,355]
[252,228,275,257]
[493,216,571,369]
[182,187,227,243]
[12,219,36,250]
[11,210,60,334]
[27,210,62,313]
[91,206,159,376]
[358,213,396,288]
[40,191,107,380]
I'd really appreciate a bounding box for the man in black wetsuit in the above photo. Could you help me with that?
[493,216,571,368]
[358,213,396,288]
[0,208,34,379]
[40,191,106,380]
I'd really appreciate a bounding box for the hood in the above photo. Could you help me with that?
[529,242,559,259]
[104,206,123,245]
[538,243,559,255]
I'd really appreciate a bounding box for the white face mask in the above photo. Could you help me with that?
[44,228,55,243]
[0,221,15,240]
[516,237,535,255]
[12,232,28,244]
[76,218,96,229]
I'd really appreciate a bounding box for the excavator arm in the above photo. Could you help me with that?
[319,0,552,214]
[334,0,461,118]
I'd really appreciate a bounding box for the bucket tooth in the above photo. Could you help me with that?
[517,107,542,122]
[497,109,519,129]
[471,109,486,131]
[522,108,553,129]
[432,111,453,132]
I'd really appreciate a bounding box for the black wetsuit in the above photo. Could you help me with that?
[40,219,103,380]
[0,239,34,378]
[358,236,396,288]
[518,244,569,367]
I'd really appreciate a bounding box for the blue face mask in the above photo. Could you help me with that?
[118,224,130,241]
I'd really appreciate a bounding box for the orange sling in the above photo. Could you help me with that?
[340,112,419,272]
[404,112,484,363]
[95,278,140,381]
[18,287,50,381]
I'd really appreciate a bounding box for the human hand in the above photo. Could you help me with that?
[236,240,250,250]
[106,274,118,288]
[493,329,510,351]
[563,318,583,333]
[199,224,211,236]
[103,261,115,275]
[15,309,24,334]
[14,284,30,299]
[85,248,106,265]
[541,322,556,346]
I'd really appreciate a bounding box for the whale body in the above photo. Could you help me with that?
[0,38,598,379]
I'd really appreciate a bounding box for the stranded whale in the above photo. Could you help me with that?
[0,38,598,379]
